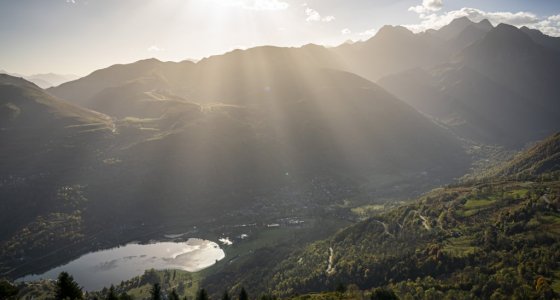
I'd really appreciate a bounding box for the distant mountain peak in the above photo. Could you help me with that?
[381,24,411,32]
[446,18,494,49]
[485,23,534,47]
[477,19,493,29]
[140,57,161,62]
[459,22,549,67]
[0,73,37,88]
[434,16,479,40]
[494,22,521,32]
[372,25,415,42]
[520,26,560,52]
[132,58,162,66]
[301,43,324,50]
[450,16,475,26]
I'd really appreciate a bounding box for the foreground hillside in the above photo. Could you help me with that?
[266,178,559,299]
[4,133,559,299]
[8,177,560,299]
[197,133,560,299]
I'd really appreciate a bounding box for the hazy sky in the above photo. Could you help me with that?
[1,0,559,75]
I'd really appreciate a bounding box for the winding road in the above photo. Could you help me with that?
[372,219,394,237]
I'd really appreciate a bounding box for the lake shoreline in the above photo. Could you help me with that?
[17,238,225,291]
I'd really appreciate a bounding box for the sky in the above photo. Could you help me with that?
[1,0,560,76]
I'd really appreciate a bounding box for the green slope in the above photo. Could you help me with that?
[491,132,560,178]
[195,133,560,299]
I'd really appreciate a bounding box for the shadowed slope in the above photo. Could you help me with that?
[0,75,115,259]
[0,74,113,170]
[379,23,560,147]
[333,25,449,81]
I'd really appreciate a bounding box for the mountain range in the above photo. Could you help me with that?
[0,70,79,88]
[376,21,560,147]
[48,17,560,149]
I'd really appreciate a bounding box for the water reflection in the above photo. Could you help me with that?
[19,238,225,291]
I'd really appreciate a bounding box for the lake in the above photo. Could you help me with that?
[19,238,225,291]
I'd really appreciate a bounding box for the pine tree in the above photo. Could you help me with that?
[150,283,162,300]
[335,282,346,294]
[169,289,180,300]
[222,290,231,300]
[55,272,83,300]
[118,292,133,300]
[370,287,398,300]
[0,280,19,299]
[106,285,118,300]
[196,289,209,300]
[239,287,248,300]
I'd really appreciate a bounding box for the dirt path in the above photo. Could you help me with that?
[409,210,431,231]
[418,214,431,231]
[326,247,335,275]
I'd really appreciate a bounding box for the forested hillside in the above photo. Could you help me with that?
[200,133,560,299]
[4,132,559,300]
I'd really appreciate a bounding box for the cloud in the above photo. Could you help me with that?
[305,7,335,22]
[405,1,560,36]
[338,28,377,41]
[322,15,336,22]
[407,8,539,32]
[66,0,76,3]
[304,8,320,21]
[358,28,377,38]
[536,14,560,36]
[223,0,289,11]
[147,45,165,52]
[409,0,443,14]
